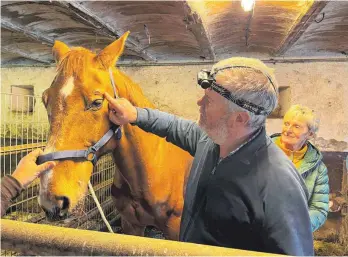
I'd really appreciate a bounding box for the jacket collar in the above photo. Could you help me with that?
[270,133,322,174]
[216,127,269,165]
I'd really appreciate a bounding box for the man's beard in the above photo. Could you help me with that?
[198,113,229,145]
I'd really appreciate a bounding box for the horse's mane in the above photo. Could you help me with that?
[115,69,155,109]
[56,47,155,109]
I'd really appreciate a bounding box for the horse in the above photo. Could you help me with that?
[38,31,193,240]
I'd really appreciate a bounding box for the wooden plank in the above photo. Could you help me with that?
[1,46,52,65]
[275,1,329,56]
[1,20,54,46]
[183,2,215,61]
[61,1,156,62]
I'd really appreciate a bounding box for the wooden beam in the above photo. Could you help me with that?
[1,19,54,46]
[275,1,329,56]
[245,6,255,47]
[1,219,277,256]
[183,2,215,61]
[60,1,156,62]
[2,46,52,64]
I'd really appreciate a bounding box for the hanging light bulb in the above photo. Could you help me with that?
[241,0,255,12]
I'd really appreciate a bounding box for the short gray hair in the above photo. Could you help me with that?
[212,57,279,129]
[285,104,320,134]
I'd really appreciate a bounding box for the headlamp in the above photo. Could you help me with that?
[196,65,276,116]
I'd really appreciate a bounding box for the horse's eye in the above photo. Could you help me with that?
[89,99,103,111]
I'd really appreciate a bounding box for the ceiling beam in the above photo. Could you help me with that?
[2,46,52,64]
[1,19,54,46]
[2,56,347,68]
[60,1,156,62]
[275,1,328,56]
[183,2,215,61]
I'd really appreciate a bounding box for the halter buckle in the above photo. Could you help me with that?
[85,146,97,165]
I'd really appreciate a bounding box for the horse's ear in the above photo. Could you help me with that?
[52,41,70,63]
[96,31,130,68]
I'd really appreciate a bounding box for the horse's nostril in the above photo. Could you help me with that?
[56,196,70,211]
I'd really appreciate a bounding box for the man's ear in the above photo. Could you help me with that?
[236,112,250,125]
[226,112,250,129]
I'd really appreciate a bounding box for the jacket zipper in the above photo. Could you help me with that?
[183,161,217,239]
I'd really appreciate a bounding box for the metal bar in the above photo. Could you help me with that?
[1,219,276,256]
[0,142,46,156]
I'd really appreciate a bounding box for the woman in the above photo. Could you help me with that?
[271,104,329,232]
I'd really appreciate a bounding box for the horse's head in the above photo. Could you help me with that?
[39,32,129,219]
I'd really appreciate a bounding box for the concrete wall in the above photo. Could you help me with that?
[1,62,347,150]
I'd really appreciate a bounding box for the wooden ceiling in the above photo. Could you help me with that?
[1,0,348,66]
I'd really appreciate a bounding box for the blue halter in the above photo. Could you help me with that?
[37,68,122,166]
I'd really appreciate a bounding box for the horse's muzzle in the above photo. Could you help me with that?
[42,196,70,221]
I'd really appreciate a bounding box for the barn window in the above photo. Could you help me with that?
[10,85,35,113]
[269,86,291,118]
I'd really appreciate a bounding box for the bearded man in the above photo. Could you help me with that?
[104,57,314,256]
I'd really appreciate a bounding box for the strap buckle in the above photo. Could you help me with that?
[85,146,97,165]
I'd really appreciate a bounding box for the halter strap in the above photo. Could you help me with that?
[36,68,121,166]
[36,127,121,166]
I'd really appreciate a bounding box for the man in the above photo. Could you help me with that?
[1,149,55,217]
[104,57,313,255]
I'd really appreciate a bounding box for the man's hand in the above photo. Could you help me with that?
[12,149,56,188]
[104,92,138,125]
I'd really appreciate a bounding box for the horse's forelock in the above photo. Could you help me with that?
[57,47,97,78]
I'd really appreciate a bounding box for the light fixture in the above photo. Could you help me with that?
[241,0,255,12]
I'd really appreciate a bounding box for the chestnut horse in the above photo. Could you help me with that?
[38,32,192,239]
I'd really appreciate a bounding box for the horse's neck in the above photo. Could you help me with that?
[112,70,161,192]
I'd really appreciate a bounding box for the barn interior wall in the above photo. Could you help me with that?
[1,62,347,150]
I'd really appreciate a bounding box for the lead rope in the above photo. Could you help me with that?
[88,181,114,233]
[87,67,119,233]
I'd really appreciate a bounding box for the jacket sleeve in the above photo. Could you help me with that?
[134,107,203,156]
[1,175,24,217]
[308,162,329,232]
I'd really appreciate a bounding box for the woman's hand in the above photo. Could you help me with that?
[12,149,56,188]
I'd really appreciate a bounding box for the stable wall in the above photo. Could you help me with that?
[1,61,348,150]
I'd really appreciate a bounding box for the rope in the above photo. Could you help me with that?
[88,181,114,233]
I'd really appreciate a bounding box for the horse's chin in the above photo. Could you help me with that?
[43,207,69,222]
[42,196,86,223]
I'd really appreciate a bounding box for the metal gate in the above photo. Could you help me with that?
[0,91,119,255]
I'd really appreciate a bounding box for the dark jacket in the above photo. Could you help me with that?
[135,107,314,256]
[271,134,329,232]
[1,175,24,217]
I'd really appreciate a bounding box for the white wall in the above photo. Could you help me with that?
[1,61,347,150]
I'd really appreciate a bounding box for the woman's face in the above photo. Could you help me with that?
[281,113,312,151]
